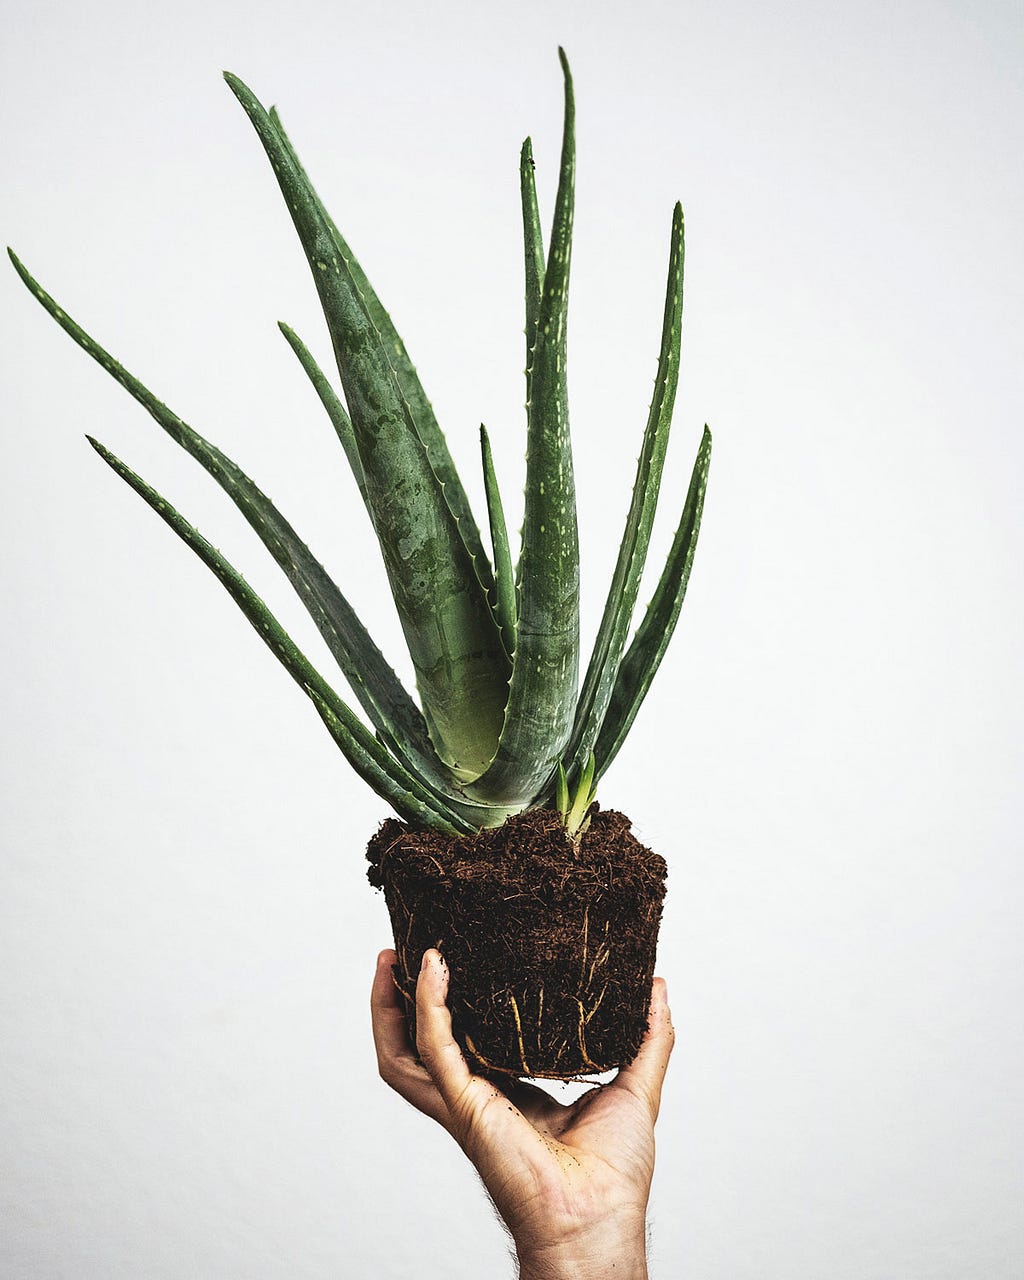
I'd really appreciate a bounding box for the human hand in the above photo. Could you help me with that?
[371,946,675,1280]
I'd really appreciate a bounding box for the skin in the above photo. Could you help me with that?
[371,947,676,1279]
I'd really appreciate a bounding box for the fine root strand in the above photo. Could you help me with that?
[584,980,608,1025]
[586,943,610,989]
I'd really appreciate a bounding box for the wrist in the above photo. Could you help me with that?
[515,1217,648,1280]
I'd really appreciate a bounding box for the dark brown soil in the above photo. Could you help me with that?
[366,806,667,1080]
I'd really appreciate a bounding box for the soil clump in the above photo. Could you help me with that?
[367,806,667,1079]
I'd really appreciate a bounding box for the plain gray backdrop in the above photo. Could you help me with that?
[2,0,1022,1276]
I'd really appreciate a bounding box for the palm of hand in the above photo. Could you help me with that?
[469,1071,658,1245]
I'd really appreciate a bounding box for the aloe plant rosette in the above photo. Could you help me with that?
[10,50,712,1079]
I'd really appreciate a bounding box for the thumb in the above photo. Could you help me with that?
[414,950,541,1156]
[612,977,675,1123]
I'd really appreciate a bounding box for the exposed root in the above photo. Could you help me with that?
[586,943,610,988]
[390,883,415,984]
[575,999,600,1071]
[509,993,531,1076]
[464,1033,503,1074]
[584,980,608,1026]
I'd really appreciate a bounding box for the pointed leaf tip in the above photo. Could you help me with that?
[8,247,29,282]
[222,71,257,111]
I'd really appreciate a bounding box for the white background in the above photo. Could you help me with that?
[2,1,1022,1275]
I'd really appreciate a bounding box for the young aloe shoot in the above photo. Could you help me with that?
[557,753,597,839]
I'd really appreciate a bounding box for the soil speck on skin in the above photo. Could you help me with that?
[366,806,666,1081]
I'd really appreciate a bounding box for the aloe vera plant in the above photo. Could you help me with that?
[9,50,711,839]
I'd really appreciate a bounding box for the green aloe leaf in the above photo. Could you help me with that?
[7,249,453,791]
[85,435,476,835]
[469,48,579,805]
[594,425,712,779]
[567,202,686,777]
[520,135,545,405]
[275,324,496,806]
[266,103,496,604]
[479,424,516,655]
[275,321,488,835]
[278,321,366,503]
[225,74,510,779]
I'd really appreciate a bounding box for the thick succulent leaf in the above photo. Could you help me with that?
[265,104,495,601]
[593,425,712,780]
[520,135,545,403]
[468,48,579,805]
[85,435,476,834]
[566,202,686,777]
[278,321,366,503]
[479,424,516,656]
[8,249,450,790]
[225,75,510,779]
[276,325,490,807]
